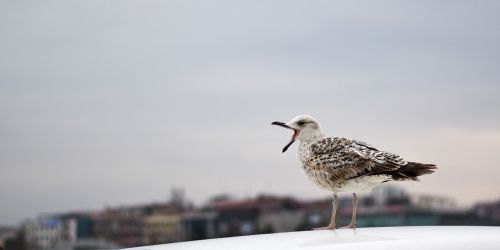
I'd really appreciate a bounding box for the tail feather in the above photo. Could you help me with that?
[390,162,437,181]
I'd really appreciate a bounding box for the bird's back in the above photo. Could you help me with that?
[298,137,436,192]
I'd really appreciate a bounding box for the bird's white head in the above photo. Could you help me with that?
[272,114,324,153]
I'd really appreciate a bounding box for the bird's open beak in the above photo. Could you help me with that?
[271,121,299,153]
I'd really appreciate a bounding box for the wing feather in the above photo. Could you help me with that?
[308,137,407,183]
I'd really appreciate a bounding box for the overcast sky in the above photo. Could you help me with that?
[1,0,499,226]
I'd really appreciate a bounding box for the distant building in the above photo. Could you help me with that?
[93,202,183,247]
[0,226,18,250]
[210,195,303,236]
[181,211,217,241]
[258,210,305,233]
[22,217,76,250]
[56,212,96,238]
[472,199,500,225]
[298,199,332,230]
[93,209,145,247]
[53,238,122,250]
[411,195,457,211]
[370,185,410,208]
[211,199,260,237]
[143,214,182,245]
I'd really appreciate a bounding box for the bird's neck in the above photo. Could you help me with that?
[298,130,325,156]
[299,129,325,143]
[297,130,324,166]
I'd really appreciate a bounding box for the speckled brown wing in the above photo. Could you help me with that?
[307,137,408,183]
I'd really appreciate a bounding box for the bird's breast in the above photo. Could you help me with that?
[303,168,337,191]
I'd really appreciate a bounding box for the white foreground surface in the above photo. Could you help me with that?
[126,226,500,250]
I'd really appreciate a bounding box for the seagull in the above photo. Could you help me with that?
[272,115,436,229]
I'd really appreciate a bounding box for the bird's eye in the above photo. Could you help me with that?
[297,121,306,126]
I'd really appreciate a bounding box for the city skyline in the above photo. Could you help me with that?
[11,184,498,249]
[1,0,500,226]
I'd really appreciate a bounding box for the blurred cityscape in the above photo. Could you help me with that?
[1,185,499,250]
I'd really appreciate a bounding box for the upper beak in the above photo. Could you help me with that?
[271,121,291,129]
[271,121,299,153]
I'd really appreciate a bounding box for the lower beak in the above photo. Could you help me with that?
[272,121,299,153]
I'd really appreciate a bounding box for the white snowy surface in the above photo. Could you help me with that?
[125,226,500,250]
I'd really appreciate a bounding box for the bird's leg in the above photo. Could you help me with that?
[342,193,358,229]
[314,193,338,230]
